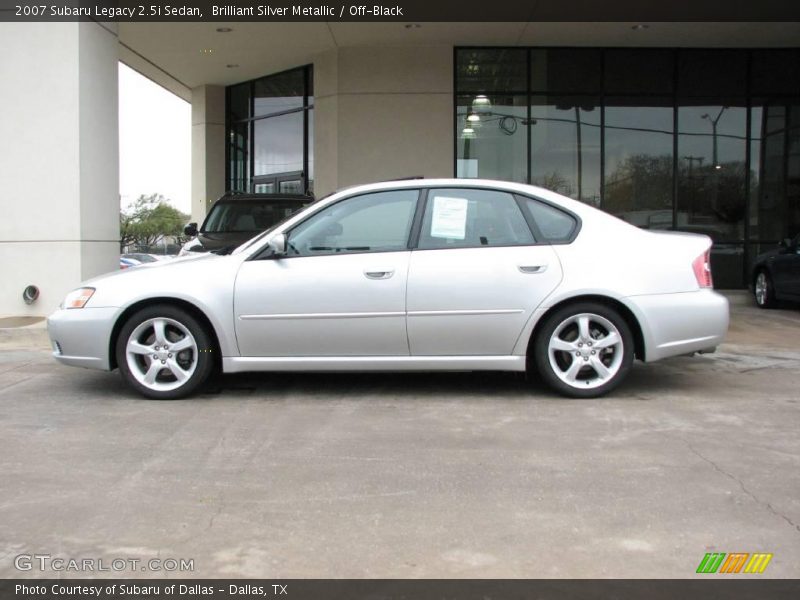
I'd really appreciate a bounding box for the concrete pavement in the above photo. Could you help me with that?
[0,295,798,578]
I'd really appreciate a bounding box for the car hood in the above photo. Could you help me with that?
[82,252,221,287]
[197,231,257,251]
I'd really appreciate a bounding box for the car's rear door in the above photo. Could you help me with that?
[233,189,420,356]
[406,188,563,356]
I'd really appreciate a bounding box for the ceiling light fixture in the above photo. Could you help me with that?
[631,24,649,31]
[216,27,233,33]
[471,95,492,114]
[200,48,214,54]
[226,64,239,69]
[466,114,481,122]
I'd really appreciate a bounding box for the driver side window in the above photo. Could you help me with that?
[287,190,419,257]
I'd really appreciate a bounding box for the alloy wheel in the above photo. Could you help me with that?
[547,312,624,390]
[125,317,198,392]
[755,272,768,306]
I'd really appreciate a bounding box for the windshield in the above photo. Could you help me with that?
[202,200,303,234]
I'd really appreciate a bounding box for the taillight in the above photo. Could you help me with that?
[692,250,713,288]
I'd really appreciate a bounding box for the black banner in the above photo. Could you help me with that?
[2,0,800,22]
[1,580,800,600]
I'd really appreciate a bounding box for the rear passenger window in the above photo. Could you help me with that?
[524,199,577,242]
[418,189,535,250]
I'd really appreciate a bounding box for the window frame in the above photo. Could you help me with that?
[251,185,583,260]
[253,188,425,260]
[226,64,314,196]
[515,193,582,244]
[413,186,540,251]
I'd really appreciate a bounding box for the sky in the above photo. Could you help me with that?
[118,63,191,215]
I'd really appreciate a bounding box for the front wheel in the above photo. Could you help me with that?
[115,304,215,399]
[754,270,776,309]
[532,302,634,398]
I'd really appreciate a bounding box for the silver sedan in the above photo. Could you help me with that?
[48,179,729,399]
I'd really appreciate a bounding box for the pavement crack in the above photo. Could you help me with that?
[684,439,800,535]
[207,495,225,531]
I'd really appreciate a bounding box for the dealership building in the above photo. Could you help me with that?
[0,19,798,315]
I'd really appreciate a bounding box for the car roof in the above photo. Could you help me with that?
[320,178,602,220]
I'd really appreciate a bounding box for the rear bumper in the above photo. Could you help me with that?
[626,289,729,362]
[47,307,118,371]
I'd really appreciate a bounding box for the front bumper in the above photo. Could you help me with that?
[626,289,729,362]
[47,307,119,371]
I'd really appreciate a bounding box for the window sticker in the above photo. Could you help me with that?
[430,196,468,239]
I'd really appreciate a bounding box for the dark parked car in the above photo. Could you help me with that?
[180,193,313,255]
[751,234,800,308]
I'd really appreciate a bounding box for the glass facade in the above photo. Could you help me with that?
[226,65,314,196]
[455,48,800,288]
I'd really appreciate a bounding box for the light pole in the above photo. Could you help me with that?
[701,107,727,213]
[701,107,727,169]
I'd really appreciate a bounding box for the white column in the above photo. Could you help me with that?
[191,85,226,224]
[0,22,119,316]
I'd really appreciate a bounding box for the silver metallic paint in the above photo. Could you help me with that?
[48,179,729,379]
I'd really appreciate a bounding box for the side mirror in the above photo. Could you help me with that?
[184,222,198,237]
[268,233,287,257]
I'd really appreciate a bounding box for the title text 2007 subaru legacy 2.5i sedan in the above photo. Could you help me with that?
[48,179,729,399]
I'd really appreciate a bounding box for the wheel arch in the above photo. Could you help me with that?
[108,297,223,371]
[526,294,646,363]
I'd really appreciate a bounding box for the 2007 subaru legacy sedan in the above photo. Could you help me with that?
[48,179,729,399]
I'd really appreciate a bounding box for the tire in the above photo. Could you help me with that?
[115,304,215,399]
[753,269,776,309]
[532,302,635,399]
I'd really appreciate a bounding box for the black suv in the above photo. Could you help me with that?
[181,193,313,255]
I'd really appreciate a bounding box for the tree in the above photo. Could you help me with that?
[120,194,190,252]
[532,171,574,197]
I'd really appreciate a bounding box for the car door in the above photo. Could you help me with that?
[234,189,420,356]
[773,234,800,298]
[406,188,564,356]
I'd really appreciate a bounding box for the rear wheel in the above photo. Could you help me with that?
[115,304,215,399]
[754,270,776,309]
[532,302,634,398]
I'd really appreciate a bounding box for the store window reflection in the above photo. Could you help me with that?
[456,94,527,183]
[750,101,800,244]
[454,47,800,287]
[677,104,747,240]
[603,98,674,227]
[676,104,747,288]
[530,97,601,205]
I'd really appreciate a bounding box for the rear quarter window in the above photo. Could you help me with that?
[523,198,578,243]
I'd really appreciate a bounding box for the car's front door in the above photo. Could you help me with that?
[234,189,420,356]
[407,188,563,356]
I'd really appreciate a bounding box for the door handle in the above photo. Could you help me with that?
[518,265,547,274]
[364,269,394,280]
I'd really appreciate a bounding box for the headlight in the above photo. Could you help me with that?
[63,287,95,309]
